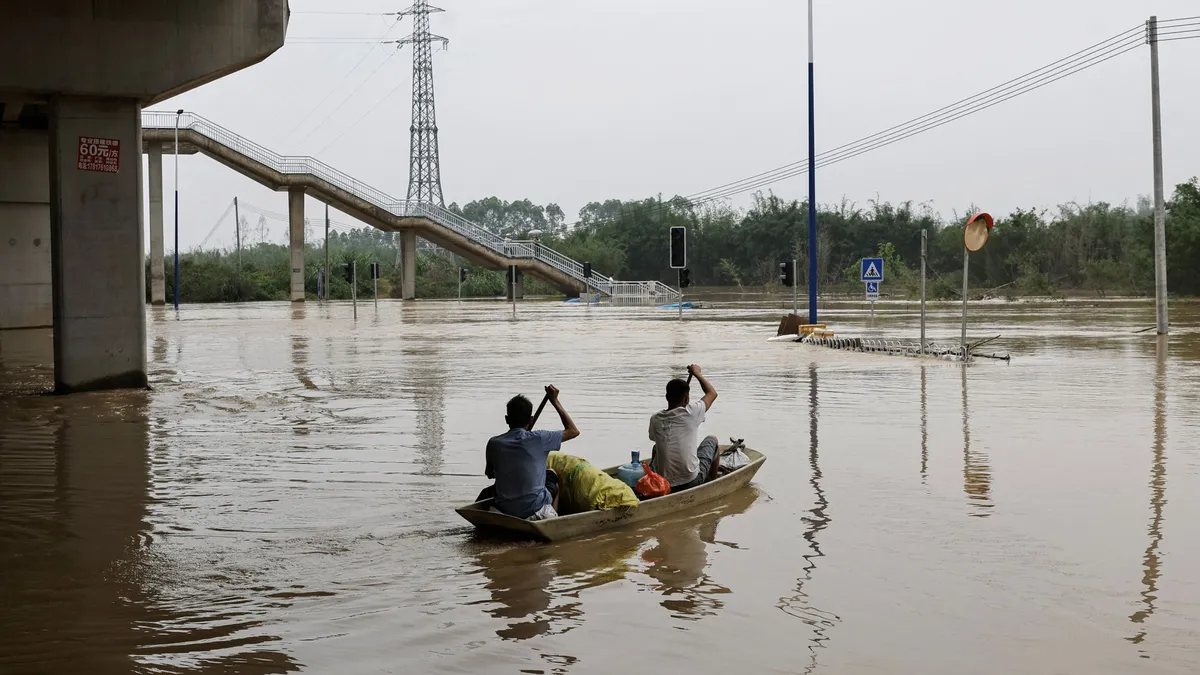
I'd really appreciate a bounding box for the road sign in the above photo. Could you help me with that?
[865,281,879,299]
[861,257,884,282]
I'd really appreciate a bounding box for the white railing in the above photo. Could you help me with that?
[141,111,668,298]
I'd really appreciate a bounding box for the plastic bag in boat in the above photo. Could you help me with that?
[719,448,750,471]
[634,460,670,499]
[547,452,639,513]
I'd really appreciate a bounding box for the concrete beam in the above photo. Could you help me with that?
[288,187,305,303]
[48,96,147,392]
[147,144,165,305]
[0,1,288,105]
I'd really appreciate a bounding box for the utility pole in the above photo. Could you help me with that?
[234,196,241,279]
[400,0,449,206]
[1149,16,1169,335]
[806,0,818,325]
[324,204,330,303]
[920,229,927,355]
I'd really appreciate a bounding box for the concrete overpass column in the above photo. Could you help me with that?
[288,187,305,302]
[0,128,53,329]
[48,96,147,392]
[147,144,165,305]
[401,229,416,300]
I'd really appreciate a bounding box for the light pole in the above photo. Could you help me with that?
[173,109,182,310]
[806,0,818,324]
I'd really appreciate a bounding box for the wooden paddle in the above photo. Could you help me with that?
[526,392,551,430]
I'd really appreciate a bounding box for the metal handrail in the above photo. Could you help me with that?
[142,110,674,297]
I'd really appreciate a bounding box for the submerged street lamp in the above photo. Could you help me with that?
[173,109,183,310]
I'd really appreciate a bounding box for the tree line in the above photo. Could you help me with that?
[150,177,1200,302]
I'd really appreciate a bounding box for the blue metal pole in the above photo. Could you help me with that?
[173,111,181,310]
[806,0,818,324]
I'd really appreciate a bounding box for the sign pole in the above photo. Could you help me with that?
[458,268,463,301]
[373,266,378,310]
[920,229,927,355]
[960,248,969,358]
[352,260,358,321]
[792,259,798,316]
[324,204,330,303]
[511,265,516,318]
[678,269,683,321]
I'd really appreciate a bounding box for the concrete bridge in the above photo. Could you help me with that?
[140,112,679,305]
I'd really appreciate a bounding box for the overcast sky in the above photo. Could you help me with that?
[147,0,1200,251]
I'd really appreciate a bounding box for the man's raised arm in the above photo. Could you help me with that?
[688,364,718,410]
[546,385,580,442]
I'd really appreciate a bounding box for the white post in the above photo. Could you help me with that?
[920,229,927,355]
[511,265,516,318]
[677,269,683,321]
[1149,16,1169,335]
[961,248,969,358]
[351,260,357,321]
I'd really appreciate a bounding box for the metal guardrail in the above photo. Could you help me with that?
[142,111,676,300]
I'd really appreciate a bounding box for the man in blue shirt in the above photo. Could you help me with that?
[485,385,580,520]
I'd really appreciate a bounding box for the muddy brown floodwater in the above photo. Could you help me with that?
[2,297,1200,674]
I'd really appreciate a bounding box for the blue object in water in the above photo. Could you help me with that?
[657,301,695,310]
[615,450,646,489]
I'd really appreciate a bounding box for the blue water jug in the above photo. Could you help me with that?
[616,451,646,489]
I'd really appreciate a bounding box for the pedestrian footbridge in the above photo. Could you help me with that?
[141,112,677,302]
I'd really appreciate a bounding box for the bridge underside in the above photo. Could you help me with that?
[142,130,586,298]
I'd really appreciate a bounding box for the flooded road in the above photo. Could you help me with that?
[3,298,1200,674]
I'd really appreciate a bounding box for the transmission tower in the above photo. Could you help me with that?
[399,1,449,206]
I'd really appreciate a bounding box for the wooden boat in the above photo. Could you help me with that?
[455,447,766,542]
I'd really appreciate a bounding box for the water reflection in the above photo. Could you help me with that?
[1128,336,1168,651]
[404,344,446,476]
[962,366,992,515]
[777,363,839,674]
[920,366,928,483]
[0,392,299,673]
[472,489,757,642]
[291,335,317,392]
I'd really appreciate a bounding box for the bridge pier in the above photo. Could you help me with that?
[0,1,287,392]
[400,229,417,300]
[288,188,305,303]
[49,96,148,392]
[147,144,165,305]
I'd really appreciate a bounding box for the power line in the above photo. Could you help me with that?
[682,24,1146,205]
[296,43,404,146]
[199,199,237,249]
[571,21,1161,229]
[314,76,410,155]
[283,16,404,140]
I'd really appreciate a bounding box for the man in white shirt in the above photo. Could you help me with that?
[648,364,719,491]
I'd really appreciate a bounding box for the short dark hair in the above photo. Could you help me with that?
[506,394,533,427]
[665,378,690,406]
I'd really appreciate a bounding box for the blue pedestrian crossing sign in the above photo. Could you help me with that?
[861,258,884,282]
[865,281,880,297]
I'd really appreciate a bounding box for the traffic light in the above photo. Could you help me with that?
[680,268,692,288]
[343,262,354,282]
[779,261,795,287]
[460,268,468,283]
[583,261,592,279]
[669,226,686,269]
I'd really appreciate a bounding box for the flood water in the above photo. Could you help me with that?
[2,297,1200,674]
